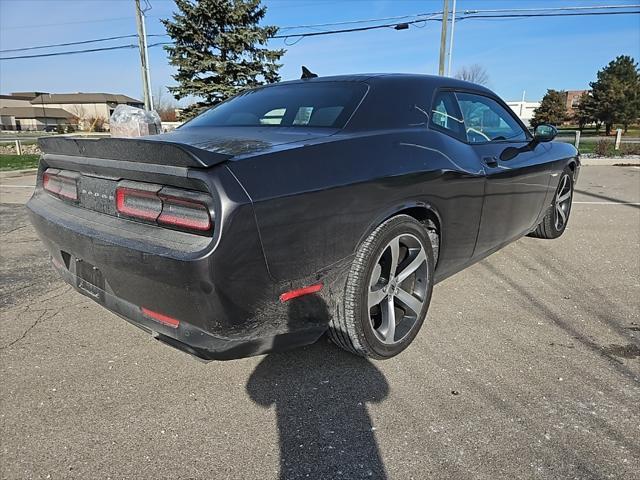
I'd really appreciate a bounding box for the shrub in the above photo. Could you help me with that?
[594,139,615,157]
[619,143,640,155]
[56,125,65,134]
[87,117,106,132]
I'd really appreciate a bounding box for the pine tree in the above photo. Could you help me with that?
[590,55,640,135]
[531,90,567,127]
[162,0,284,118]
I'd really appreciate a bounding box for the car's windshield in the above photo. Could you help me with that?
[185,82,368,129]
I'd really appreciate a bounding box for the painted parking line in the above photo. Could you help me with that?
[573,201,640,205]
[0,185,34,188]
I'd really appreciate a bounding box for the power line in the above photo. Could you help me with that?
[4,5,638,53]
[2,3,637,33]
[463,4,640,14]
[274,15,440,40]
[274,10,639,41]
[6,5,637,55]
[278,12,439,31]
[1,16,134,31]
[0,34,167,54]
[0,42,171,61]
[456,10,640,21]
[1,8,638,60]
[277,4,640,30]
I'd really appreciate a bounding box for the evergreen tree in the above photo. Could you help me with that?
[531,90,567,127]
[590,55,640,134]
[162,0,284,118]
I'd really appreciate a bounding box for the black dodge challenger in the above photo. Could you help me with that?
[27,74,580,360]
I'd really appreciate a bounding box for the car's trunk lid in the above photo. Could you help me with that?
[38,126,338,168]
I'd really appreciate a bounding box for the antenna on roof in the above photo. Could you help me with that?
[301,66,318,79]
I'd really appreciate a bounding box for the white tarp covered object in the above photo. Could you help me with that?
[109,104,162,138]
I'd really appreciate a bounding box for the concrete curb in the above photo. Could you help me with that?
[0,168,38,178]
[581,158,640,166]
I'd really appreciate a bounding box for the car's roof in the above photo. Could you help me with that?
[272,73,495,96]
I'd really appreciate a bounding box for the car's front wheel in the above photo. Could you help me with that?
[329,215,434,359]
[529,166,574,239]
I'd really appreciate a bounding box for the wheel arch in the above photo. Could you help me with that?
[358,202,442,266]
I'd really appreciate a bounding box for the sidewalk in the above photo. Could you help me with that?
[0,168,38,178]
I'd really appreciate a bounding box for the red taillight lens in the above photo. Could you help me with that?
[115,184,212,234]
[43,169,78,201]
[116,187,162,221]
[141,307,180,328]
[158,196,211,232]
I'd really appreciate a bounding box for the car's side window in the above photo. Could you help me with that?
[429,91,465,141]
[455,92,528,144]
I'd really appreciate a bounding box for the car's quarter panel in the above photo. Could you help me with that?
[227,128,486,283]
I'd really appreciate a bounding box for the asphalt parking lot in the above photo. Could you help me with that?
[1,165,638,480]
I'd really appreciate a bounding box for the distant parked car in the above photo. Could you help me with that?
[27,74,579,360]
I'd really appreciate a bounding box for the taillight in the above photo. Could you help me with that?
[116,187,162,221]
[115,184,212,234]
[43,169,78,201]
[158,195,211,232]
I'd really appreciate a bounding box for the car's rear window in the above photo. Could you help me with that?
[184,82,368,129]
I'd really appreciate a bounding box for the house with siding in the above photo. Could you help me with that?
[0,92,143,131]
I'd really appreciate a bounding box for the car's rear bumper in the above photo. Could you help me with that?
[27,188,336,360]
[49,260,326,360]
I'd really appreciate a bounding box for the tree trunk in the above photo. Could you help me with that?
[605,123,612,136]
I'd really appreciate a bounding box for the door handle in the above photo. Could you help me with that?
[482,156,498,168]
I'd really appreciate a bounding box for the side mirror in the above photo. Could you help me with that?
[533,124,557,142]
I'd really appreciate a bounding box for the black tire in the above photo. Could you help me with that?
[329,215,434,359]
[529,166,574,239]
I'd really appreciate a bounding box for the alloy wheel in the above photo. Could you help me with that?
[554,174,572,230]
[367,234,429,344]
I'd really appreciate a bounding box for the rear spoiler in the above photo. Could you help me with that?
[38,136,232,168]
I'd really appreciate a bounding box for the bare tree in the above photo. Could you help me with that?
[152,87,178,122]
[67,105,88,131]
[454,64,490,86]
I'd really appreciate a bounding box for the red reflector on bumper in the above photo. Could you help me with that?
[141,307,180,328]
[279,283,323,303]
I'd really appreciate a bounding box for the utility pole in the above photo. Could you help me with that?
[446,0,457,76]
[135,0,153,110]
[438,0,450,76]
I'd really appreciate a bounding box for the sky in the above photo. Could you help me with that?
[0,0,639,105]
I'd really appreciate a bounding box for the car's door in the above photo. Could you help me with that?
[453,91,554,257]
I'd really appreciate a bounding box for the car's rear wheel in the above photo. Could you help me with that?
[529,166,574,239]
[329,215,434,359]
